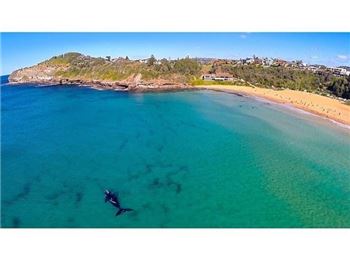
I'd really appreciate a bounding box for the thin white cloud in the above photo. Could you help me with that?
[239,34,247,39]
[337,54,348,60]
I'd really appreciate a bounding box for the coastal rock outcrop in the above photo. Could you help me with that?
[9,65,57,83]
[8,52,192,92]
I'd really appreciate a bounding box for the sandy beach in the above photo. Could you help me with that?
[194,85,350,126]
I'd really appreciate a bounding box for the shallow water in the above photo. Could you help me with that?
[1,83,350,228]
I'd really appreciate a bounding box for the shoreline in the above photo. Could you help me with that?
[252,95,350,131]
[194,85,350,128]
[7,79,190,93]
[6,80,350,128]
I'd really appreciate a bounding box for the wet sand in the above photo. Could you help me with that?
[195,85,350,126]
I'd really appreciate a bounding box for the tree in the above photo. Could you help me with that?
[173,57,201,75]
[327,77,350,98]
[159,58,171,72]
[125,56,129,60]
[106,56,111,61]
[147,55,156,66]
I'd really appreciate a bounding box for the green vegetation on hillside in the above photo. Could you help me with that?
[45,52,83,65]
[43,53,202,83]
[34,53,350,99]
[208,64,350,99]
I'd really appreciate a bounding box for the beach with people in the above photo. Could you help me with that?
[195,84,350,126]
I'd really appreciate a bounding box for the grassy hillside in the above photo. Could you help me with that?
[13,52,350,99]
[40,53,202,83]
[205,63,350,99]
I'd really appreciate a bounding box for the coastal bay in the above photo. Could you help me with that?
[7,52,350,127]
[2,83,350,227]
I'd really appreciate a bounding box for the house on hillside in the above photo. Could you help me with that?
[202,74,216,80]
[139,59,148,64]
[331,67,350,76]
[262,57,274,66]
[214,73,234,81]
[246,58,255,64]
[202,73,234,81]
[272,59,289,67]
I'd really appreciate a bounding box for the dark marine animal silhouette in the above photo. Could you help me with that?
[104,190,133,216]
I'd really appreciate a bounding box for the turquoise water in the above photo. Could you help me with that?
[1,82,350,228]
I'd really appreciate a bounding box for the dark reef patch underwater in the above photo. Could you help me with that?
[1,83,350,227]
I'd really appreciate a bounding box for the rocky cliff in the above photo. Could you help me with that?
[9,52,199,91]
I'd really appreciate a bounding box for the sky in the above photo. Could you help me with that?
[1,33,349,75]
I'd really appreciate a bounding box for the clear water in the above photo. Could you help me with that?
[1,82,350,228]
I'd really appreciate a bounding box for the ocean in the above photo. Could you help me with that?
[1,78,350,227]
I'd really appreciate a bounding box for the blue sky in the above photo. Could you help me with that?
[1,33,349,74]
